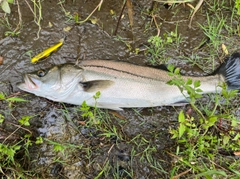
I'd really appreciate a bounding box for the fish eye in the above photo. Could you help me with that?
[37,70,46,77]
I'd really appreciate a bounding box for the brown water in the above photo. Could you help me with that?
[0,0,239,178]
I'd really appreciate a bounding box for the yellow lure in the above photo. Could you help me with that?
[31,38,64,63]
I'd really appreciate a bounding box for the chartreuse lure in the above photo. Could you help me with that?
[31,38,64,63]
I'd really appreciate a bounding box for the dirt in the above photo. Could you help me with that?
[0,0,239,178]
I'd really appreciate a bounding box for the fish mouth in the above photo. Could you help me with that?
[18,74,39,90]
[25,74,40,89]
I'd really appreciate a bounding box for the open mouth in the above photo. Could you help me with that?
[24,74,38,89]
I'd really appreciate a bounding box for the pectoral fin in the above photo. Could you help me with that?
[170,99,189,106]
[81,80,114,92]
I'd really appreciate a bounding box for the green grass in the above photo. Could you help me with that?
[0,16,20,36]
[0,93,38,178]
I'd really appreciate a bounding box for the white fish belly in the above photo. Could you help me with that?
[80,70,185,108]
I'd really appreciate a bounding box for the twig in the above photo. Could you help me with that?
[24,0,34,14]
[114,0,127,36]
[13,0,22,34]
[126,0,133,28]
[154,0,194,2]
[172,169,191,179]
[78,0,103,24]
[188,0,204,28]
[101,144,115,168]
[2,122,31,144]
[152,15,161,37]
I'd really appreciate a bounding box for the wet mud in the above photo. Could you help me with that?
[0,0,239,178]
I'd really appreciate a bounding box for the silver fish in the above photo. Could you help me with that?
[17,53,240,110]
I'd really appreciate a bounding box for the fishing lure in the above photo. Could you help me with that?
[31,38,64,63]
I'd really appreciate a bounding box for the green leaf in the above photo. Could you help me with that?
[166,80,174,85]
[195,93,202,99]
[194,80,201,88]
[18,116,31,126]
[13,145,21,151]
[166,37,173,43]
[167,64,175,73]
[206,116,218,127]
[235,0,240,15]
[7,0,14,3]
[179,123,186,138]
[185,86,193,94]
[196,88,203,93]
[174,67,180,75]
[94,91,101,99]
[170,129,178,139]
[178,110,185,122]
[233,133,240,141]
[0,92,5,100]
[196,170,227,177]
[231,119,238,127]
[54,144,65,152]
[36,136,43,144]
[1,0,11,14]
[186,79,192,85]
[0,114,4,123]
[6,97,28,102]
[223,135,230,145]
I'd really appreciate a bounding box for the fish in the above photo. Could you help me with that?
[18,53,240,110]
[31,38,64,63]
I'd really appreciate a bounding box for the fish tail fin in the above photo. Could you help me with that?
[214,52,240,90]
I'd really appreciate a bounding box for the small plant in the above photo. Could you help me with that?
[0,15,21,36]
[80,91,101,125]
[18,115,32,126]
[44,139,82,155]
[0,119,36,177]
[0,92,28,108]
[146,28,181,65]
[198,13,225,51]
[0,91,39,177]
[235,0,240,15]
[167,64,203,109]
[167,66,240,177]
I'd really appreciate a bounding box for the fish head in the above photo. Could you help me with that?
[18,64,83,101]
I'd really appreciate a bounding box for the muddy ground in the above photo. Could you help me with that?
[0,0,239,178]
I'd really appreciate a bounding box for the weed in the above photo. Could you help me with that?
[58,0,75,22]
[167,65,240,177]
[146,27,181,65]
[45,138,83,155]
[80,91,101,125]
[0,92,40,178]
[198,13,225,51]
[235,0,240,15]
[0,16,20,36]
[58,0,103,24]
